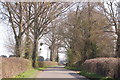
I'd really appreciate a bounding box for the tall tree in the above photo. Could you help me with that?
[30,2,71,67]
[99,1,120,57]
[61,3,114,66]
[1,2,34,57]
[44,21,63,62]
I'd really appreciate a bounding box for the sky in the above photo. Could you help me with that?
[0,23,10,57]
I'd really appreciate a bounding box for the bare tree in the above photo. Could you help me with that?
[0,2,35,57]
[60,2,114,66]
[30,2,72,67]
[44,21,63,62]
[99,1,120,57]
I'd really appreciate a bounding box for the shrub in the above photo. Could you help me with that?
[38,61,58,67]
[83,58,120,78]
[2,57,32,78]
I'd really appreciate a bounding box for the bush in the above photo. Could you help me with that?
[2,57,32,78]
[83,58,120,78]
[38,61,58,67]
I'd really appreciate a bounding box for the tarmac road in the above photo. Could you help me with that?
[36,66,89,80]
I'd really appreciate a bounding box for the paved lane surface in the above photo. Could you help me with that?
[36,66,89,80]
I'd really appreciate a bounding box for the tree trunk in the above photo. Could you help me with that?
[55,45,59,62]
[15,36,22,57]
[116,30,120,57]
[50,50,53,61]
[24,31,31,59]
[116,29,120,78]
[56,49,59,62]
[50,44,58,61]
[32,37,38,68]
[50,45,54,61]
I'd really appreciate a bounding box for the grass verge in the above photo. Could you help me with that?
[2,65,58,80]
[14,65,58,78]
[14,68,41,78]
[65,66,120,80]
[65,66,81,71]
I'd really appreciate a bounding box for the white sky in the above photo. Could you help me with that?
[0,23,10,57]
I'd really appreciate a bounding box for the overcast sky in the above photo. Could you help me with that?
[0,23,10,56]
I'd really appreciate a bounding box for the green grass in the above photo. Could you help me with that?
[65,66,81,71]
[2,68,38,80]
[14,68,39,78]
[79,70,103,80]
[2,65,58,80]
[79,70,120,80]
[35,67,46,71]
[13,65,58,78]
[65,66,120,80]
